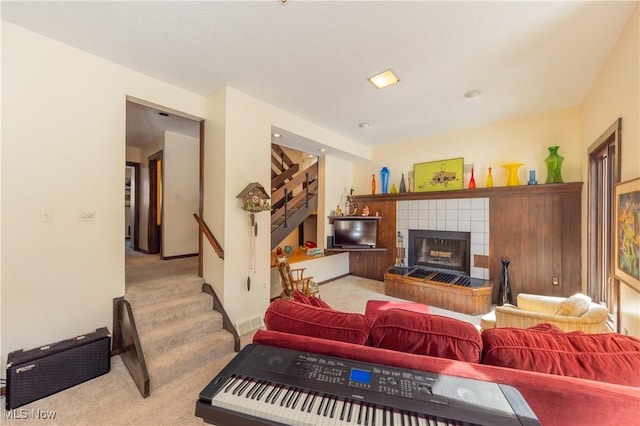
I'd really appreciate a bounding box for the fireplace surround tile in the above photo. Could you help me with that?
[397,198,489,280]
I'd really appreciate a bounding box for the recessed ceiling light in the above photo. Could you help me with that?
[368,69,399,89]
[318,148,326,152]
[358,122,370,128]
[272,133,282,138]
[464,89,482,99]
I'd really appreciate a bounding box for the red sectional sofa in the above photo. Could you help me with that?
[254,298,640,426]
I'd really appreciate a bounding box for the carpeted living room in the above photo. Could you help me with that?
[3,1,640,425]
[1,273,483,426]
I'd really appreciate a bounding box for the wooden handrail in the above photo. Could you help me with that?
[193,214,224,260]
[271,162,318,206]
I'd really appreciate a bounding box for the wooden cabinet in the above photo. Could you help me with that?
[349,250,388,281]
[354,183,582,303]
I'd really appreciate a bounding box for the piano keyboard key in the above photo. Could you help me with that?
[212,375,483,426]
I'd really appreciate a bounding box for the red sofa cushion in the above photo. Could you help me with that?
[264,298,369,345]
[481,326,640,386]
[364,300,430,322]
[253,329,640,426]
[368,309,483,363]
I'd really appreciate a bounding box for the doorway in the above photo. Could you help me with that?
[148,151,163,255]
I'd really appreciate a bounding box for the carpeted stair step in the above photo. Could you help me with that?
[147,329,236,390]
[133,293,213,332]
[139,310,224,359]
[126,277,204,308]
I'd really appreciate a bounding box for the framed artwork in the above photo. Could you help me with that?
[413,157,464,192]
[614,177,640,292]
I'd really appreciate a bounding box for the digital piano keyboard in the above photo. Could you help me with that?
[195,344,540,426]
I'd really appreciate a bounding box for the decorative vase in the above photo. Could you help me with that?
[487,167,494,187]
[399,173,407,193]
[544,146,564,184]
[390,183,398,194]
[498,258,513,306]
[380,167,390,194]
[468,167,476,189]
[371,174,376,195]
[502,163,524,186]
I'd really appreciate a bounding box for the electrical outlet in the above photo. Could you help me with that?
[40,209,53,222]
[552,277,560,286]
[79,209,95,222]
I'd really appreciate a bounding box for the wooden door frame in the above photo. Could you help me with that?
[126,161,141,251]
[587,117,622,329]
[148,150,163,256]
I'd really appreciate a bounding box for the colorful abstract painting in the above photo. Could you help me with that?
[615,178,640,292]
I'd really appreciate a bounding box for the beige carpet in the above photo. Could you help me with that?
[1,274,485,425]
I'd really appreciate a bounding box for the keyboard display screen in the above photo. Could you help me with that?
[349,368,371,384]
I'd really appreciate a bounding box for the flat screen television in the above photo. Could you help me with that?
[333,218,378,248]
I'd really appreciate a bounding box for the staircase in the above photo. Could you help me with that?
[271,144,318,249]
[125,260,235,392]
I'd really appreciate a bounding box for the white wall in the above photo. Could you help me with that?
[203,87,362,327]
[1,22,206,369]
[163,131,200,257]
[580,5,640,337]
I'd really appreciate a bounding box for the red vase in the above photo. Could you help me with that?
[469,168,476,189]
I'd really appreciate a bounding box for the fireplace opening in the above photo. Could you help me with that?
[408,230,470,276]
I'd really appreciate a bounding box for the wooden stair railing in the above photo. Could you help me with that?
[192,214,239,352]
[201,283,241,352]
[270,162,319,249]
[193,214,224,259]
[114,297,150,398]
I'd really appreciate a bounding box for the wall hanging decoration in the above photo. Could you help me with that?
[414,157,464,192]
[502,163,524,186]
[544,146,564,184]
[237,182,270,291]
[614,177,640,292]
[236,182,271,212]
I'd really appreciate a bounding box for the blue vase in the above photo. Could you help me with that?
[380,167,390,194]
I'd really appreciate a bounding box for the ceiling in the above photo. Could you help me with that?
[3,1,636,153]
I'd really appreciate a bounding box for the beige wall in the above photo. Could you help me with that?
[163,131,200,257]
[580,4,640,337]
[202,87,361,328]
[1,22,207,369]
[353,108,581,195]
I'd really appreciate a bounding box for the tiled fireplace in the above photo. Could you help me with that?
[396,198,489,280]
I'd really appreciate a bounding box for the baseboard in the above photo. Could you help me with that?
[161,253,198,260]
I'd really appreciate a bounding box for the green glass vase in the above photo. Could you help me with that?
[544,146,564,184]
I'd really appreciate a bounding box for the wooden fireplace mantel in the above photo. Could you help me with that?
[351,182,583,304]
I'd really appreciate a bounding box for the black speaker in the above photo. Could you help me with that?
[327,236,334,248]
[6,327,111,409]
